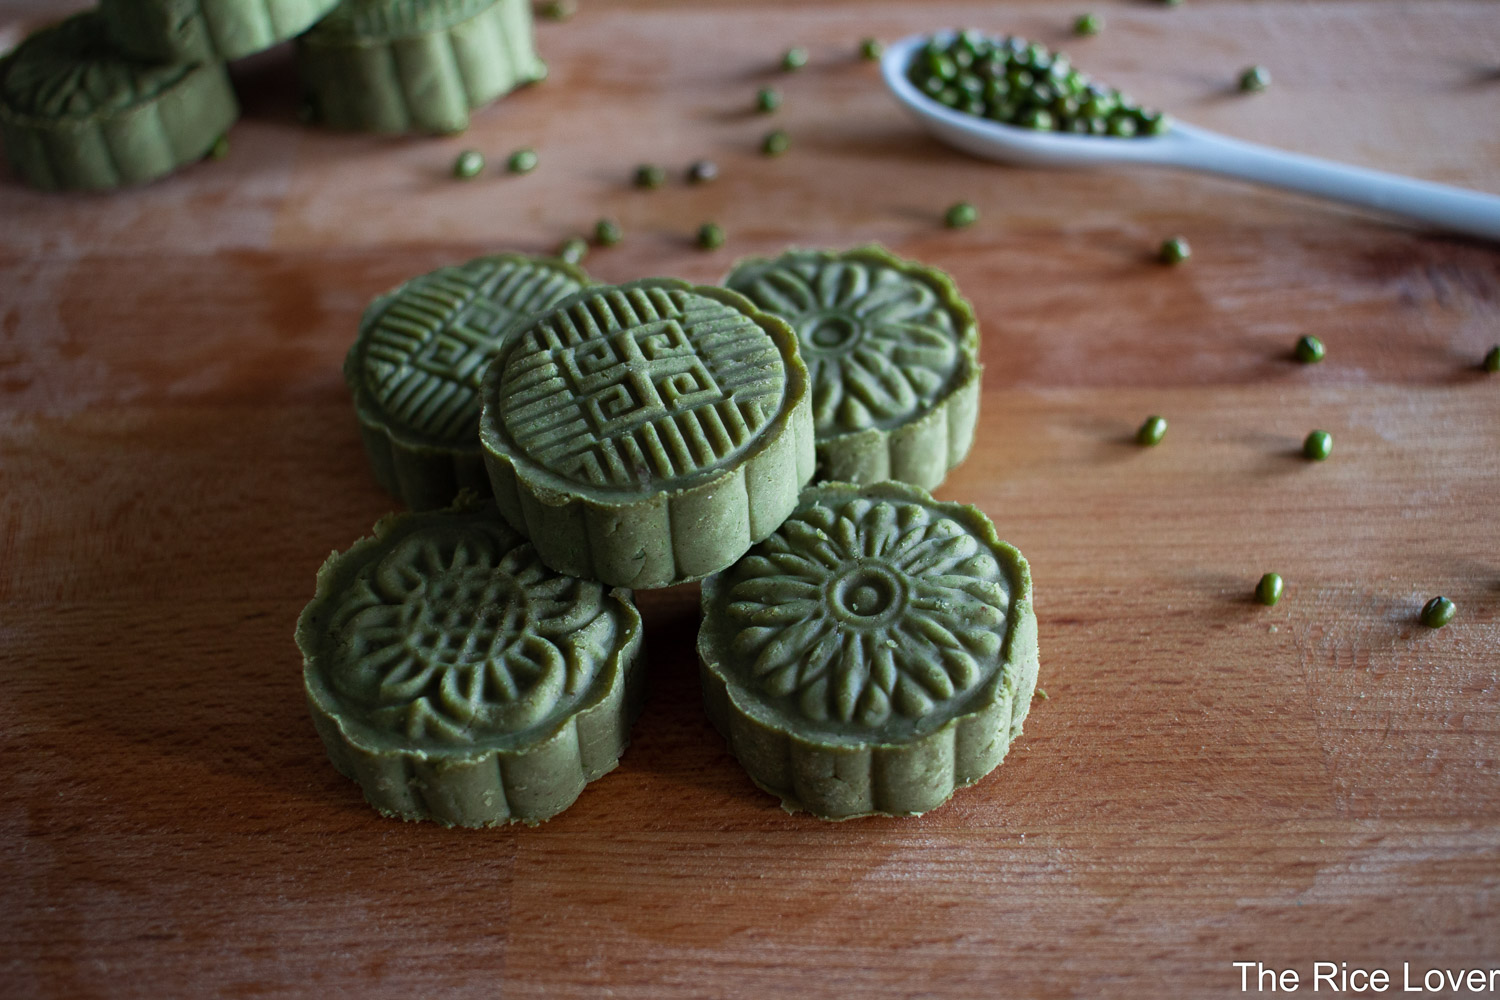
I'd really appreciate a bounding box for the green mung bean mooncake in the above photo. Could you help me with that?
[0,13,239,192]
[698,480,1038,819]
[478,278,815,590]
[98,0,342,63]
[724,246,981,490]
[299,501,644,827]
[346,253,591,510]
[297,0,546,134]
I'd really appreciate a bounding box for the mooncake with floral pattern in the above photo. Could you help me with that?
[299,500,644,826]
[725,246,980,490]
[698,480,1038,819]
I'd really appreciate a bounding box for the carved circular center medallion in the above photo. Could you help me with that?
[828,560,907,626]
[802,312,862,352]
[495,284,787,491]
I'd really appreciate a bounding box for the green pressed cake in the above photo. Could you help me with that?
[98,0,342,63]
[299,500,645,827]
[698,481,1039,819]
[478,278,815,590]
[0,13,239,191]
[345,253,591,510]
[297,0,546,134]
[724,246,981,490]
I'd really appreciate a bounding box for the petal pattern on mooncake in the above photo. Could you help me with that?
[725,246,981,490]
[698,481,1039,819]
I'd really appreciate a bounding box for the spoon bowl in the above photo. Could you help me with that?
[880,32,1500,240]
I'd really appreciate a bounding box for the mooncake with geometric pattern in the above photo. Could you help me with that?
[478,278,815,590]
[345,253,591,510]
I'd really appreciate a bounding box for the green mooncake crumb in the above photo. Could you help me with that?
[558,235,588,264]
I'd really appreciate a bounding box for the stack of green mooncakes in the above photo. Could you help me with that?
[304,245,1039,826]
[0,0,545,190]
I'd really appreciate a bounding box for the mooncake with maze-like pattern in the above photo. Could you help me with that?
[479,278,814,590]
[346,253,591,510]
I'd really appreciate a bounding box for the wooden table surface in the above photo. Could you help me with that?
[4,2,1498,997]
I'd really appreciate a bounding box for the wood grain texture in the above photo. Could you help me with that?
[2,2,1498,998]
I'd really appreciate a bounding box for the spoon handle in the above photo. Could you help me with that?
[1165,125,1500,241]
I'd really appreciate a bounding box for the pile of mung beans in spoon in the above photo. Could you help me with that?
[907,29,1169,137]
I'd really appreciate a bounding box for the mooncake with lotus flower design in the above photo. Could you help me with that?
[698,480,1038,819]
[299,500,644,826]
[724,246,981,490]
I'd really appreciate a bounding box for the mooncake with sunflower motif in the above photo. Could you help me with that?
[297,0,546,134]
[478,278,814,590]
[299,500,644,826]
[698,480,1038,819]
[0,13,238,191]
[346,253,591,510]
[724,246,981,490]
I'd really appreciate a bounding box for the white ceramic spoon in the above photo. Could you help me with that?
[881,33,1500,242]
